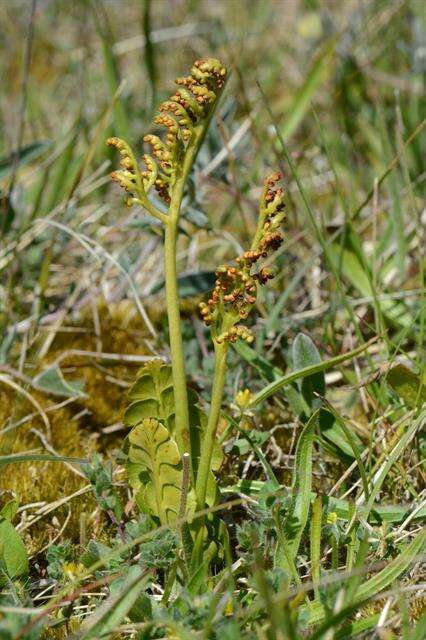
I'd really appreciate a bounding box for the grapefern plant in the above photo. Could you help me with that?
[108,58,284,558]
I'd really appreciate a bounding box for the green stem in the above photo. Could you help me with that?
[163,134,201,467]
[195,341,228,510]
[162,115,222,479]
[164,220,190,457]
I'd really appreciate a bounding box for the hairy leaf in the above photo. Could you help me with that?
[279,410,319,574]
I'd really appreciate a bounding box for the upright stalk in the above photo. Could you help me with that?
[164,138,201,467]
[195,340,228,510]
[164,219,190,456]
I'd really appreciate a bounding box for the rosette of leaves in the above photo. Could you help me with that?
[124,361,222,525]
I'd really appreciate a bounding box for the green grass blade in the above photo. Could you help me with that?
[305,527,426,625]
[0,453,87,467]
[92,2,130,140]
[280,38,336,141]
[355,527,426,602]
[0,141,51,180]
[364,410,425,518]
[80,566,148,638]
[250,340,375,407]
[142,0,158,110]
[411,611,426,640]
[333,614,380,639]
[281,410,319,567]
[308,598,373,640]
[310,495,322,601]
[322,399,370,501]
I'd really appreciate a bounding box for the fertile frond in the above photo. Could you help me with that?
[199,172,285,344]
[107,58,227,210]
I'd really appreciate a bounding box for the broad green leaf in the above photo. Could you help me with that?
[292,332,325,408]
[124,361,175,430]
[251,340,374,407]
[80,566,148,638]
[0,518,28,585]
[320,421,361,459]
[124,398,161,428]
[33,365,86,398]
[387,363,426,409]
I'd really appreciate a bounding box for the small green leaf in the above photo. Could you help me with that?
[387,363,426,409]
[33,365,86,398]
[0,499,18,522]
[0,518,28,585]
